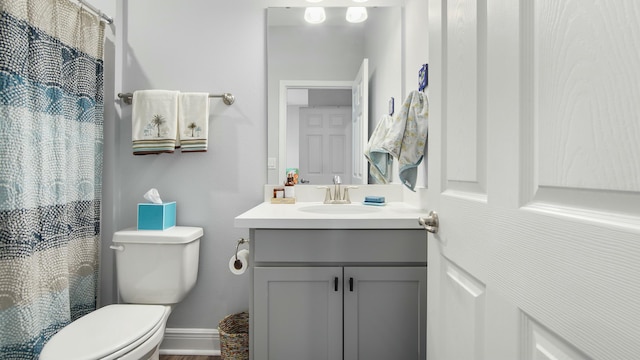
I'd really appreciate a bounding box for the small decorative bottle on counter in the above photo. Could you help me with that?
[284,174,295,198]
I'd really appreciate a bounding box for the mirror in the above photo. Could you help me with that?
[267,6,403,185]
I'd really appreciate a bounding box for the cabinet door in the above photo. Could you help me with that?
[343,267,427,360]
[253,267,343,360]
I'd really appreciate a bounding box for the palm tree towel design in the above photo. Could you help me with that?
[131,90,179,155]
[178,92,210,152]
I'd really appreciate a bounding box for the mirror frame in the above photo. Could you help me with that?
[267,2,404,185]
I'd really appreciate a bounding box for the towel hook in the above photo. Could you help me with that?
[418,63,428,92]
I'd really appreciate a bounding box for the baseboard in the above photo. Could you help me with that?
[159,328,221,356]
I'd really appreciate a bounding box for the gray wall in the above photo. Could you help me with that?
[95,0,427,331]
[308,89,352,107]
[364,7,403,137]
[404,0,429,188]
[100,0,266,329]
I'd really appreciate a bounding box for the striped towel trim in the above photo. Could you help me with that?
[133,139,176,155]
[180,139,207,152]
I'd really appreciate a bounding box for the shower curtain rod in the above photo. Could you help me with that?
[77,0,113,24]
[117,92,236,106]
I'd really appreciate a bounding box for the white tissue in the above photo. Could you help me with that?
[229,249,250,275]
[143,188,163,204]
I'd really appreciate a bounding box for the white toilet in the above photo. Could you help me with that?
[40,226,203,360]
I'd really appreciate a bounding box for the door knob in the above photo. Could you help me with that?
[418,211,439,234]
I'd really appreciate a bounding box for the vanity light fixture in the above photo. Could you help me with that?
[346,7,368,23]
[304,7,326,24]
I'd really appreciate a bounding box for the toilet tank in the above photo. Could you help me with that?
[112,226,203,304]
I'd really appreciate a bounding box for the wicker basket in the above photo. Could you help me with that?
[218,311,249,359]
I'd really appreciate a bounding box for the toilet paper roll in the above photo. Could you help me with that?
[229,249,250,275]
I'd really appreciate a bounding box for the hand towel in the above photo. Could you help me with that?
[366,91,429,191]
[364,114,394,184]
[178,92,210,152]
[395,90,429,191]
[132,90,179,155]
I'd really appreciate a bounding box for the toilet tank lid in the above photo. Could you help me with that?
[113,226,203,244]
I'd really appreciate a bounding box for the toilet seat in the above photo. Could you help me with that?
[40,304,171,360]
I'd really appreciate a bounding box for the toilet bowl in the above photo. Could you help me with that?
[40,226,203,360]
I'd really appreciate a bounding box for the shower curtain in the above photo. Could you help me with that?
[0,0,104,358]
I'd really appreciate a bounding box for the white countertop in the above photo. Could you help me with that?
[234,201,427,229]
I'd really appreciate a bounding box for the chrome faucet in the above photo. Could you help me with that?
[317,176,357,204]
[333,175,342,201]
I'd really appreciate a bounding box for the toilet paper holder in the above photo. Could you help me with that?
[234,238,250,270]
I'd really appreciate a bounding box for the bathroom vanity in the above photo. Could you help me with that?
[235,197,427,360]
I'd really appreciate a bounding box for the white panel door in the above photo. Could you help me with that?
[427,1,640,360]
[299,106,352,185]
[352,58,368,184]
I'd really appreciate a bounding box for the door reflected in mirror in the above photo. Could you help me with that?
[267,6,402,185]
[287,88,352,185]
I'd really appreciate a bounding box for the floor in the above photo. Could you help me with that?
[159,356,221,360]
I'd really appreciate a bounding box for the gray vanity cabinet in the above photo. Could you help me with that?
[251,229,427,360]
[253,266,343,360]
[343,267,426,360]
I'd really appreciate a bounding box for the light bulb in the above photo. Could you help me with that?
[304,7,326,24]
[346,7,368,23]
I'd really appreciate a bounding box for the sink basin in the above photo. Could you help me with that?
[298,204,382,214]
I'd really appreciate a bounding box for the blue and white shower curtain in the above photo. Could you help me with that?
[0,0,104,358]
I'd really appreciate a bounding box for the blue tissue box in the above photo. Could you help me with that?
[137,202,176,230]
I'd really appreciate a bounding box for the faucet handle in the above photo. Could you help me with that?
[333,175,341,185]
[317,186,332,202]
[343,186,358,203]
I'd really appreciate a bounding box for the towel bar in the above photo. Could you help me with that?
[117,92,235,105]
